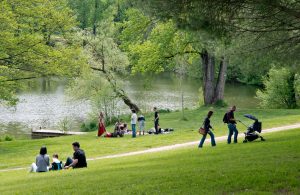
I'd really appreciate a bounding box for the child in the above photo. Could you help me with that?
[138,115,146,135]
[50,154,63,171]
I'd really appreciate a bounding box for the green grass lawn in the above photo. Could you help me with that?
[1,108,300,170]
[0,129,299,194]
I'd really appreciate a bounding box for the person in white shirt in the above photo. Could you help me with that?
[131,110,137,138]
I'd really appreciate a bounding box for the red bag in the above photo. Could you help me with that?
[199,127,206,135]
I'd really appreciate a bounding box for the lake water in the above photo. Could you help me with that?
[0,74,259,138]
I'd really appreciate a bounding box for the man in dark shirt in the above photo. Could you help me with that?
[64,142,87,169]
[154,107,159,134]
[227,106,239,144]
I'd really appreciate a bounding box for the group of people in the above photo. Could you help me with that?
[30,142,87,173]
[198,105,239,148]
[97,107,160,138]
[130,107,160,137]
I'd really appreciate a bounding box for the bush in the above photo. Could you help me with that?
[0,135,14,142]
[159,108,171,113]
[80,121,98,132]
[256,67,298,109]
[214,100,228,107]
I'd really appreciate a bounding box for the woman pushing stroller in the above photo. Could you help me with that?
[199,111,216,148]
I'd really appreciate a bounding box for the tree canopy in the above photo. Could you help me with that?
[0,0,85,105]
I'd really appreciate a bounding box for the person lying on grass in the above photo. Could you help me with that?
[64,142,87,169]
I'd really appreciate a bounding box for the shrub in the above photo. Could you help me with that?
[256,67,298,109]
[157,108,170,113]
[214,100,228,107]
[80,121,98,132]
[4,135,14,141]
[0,135,14,142]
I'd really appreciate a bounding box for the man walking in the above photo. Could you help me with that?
[226,106,239,144]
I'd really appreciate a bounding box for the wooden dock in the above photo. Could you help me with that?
[31,129,87,139]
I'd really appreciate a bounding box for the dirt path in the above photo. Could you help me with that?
[1,123,300,173]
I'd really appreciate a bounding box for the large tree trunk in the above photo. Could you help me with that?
[214,56,228,102]
[105,73,140,112]
[286,72,297,109]
[201,50,215,105]
[201,50,228,105]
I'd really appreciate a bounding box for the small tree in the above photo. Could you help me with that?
[257,67,298,109]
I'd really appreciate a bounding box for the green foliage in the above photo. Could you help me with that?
[257,67,298,109]
[159,108,171,113]
[58,117,74,132]
[0,0,86,105]
[198,87,204,107]
[0,134,14,142]
[80,121,98,132]
[214,99,228,108]
[68,0,112,30]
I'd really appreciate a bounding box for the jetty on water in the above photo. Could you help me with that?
[31,129,86,139]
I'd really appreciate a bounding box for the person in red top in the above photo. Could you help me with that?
[97,112,106,137]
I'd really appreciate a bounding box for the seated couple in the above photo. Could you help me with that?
[30,142,87,172]
[104,120,128,138]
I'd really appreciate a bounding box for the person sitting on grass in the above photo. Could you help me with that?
[64,142,87,169]
[49,154,63,171]
[198,111,216,148]
[30,146,50,172]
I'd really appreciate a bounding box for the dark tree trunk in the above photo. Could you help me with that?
[90,67,141,112]
[214,56,228,102]
[201,50,228,105]
[92,0,99,36]
[201,50,215,105]
[104,72,141,112]
[286,72,297,109]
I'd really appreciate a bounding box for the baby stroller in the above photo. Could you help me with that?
[240,114,265,143]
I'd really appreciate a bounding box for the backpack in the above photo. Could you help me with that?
[223,112,229,123]
[51,162,62,171]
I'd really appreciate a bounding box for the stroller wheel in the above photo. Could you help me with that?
[243,140,247,143]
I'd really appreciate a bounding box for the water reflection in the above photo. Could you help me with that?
[0,75,259,137]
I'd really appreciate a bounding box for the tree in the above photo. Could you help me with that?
[119,8,229,105]
[0,0,85,105]
[136,0,300,61]
[257,67,298,109]
[131,0,300,104]
[68,4,141,112]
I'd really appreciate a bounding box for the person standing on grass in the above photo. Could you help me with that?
[98,112,106,137]
[138,114,146,135]
[131,110,137,138]
[199,111,216,148]
[64,142,87,169]
[154,107,159,134]
[226,105,239,144]
[30,146,50,172]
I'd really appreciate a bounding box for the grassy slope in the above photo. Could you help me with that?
[1,108,300,169]
[0,129,299,194]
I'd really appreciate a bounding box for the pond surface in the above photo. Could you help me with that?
[0,74,259,138]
